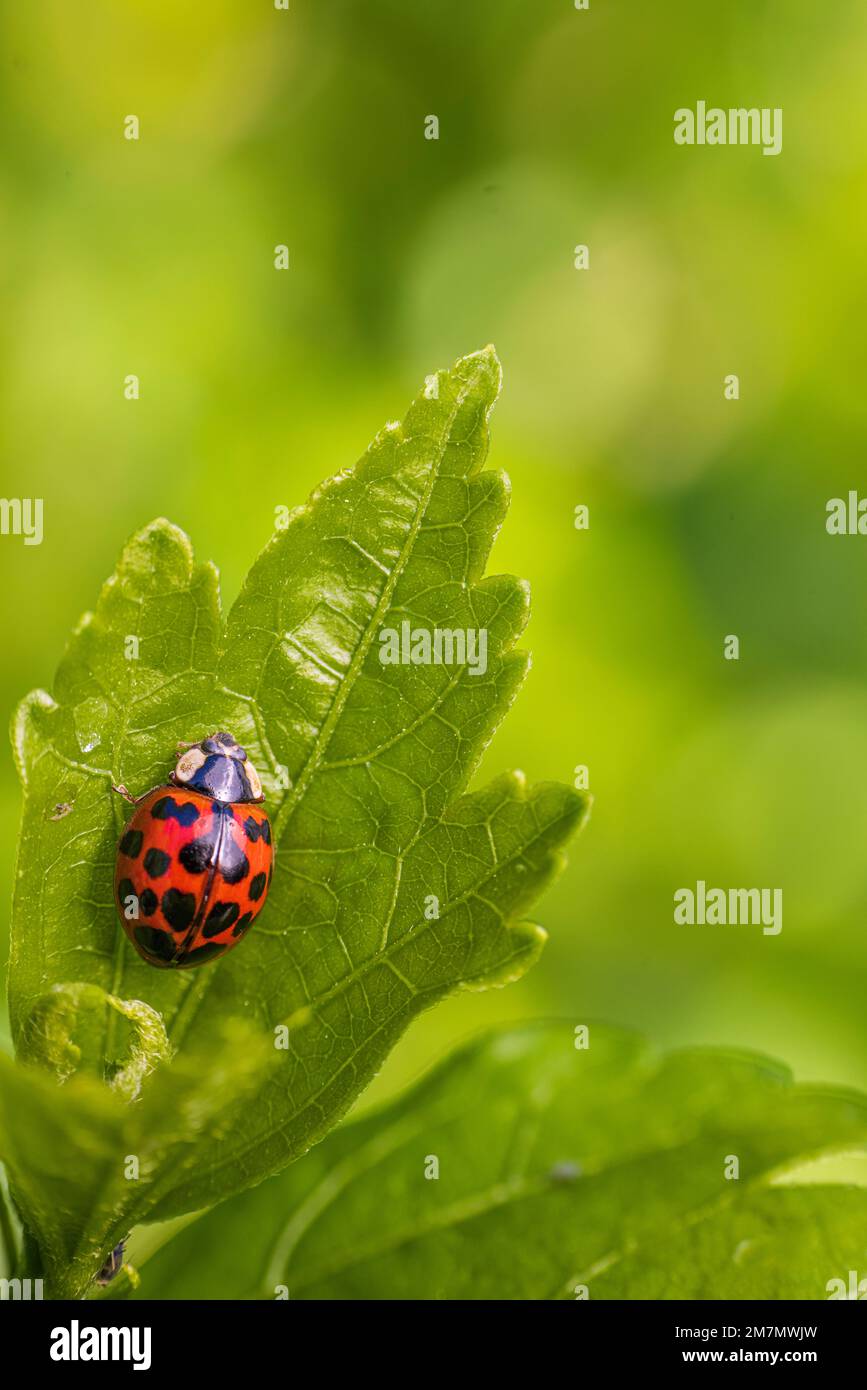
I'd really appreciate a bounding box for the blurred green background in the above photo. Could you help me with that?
[2,0,867,1102]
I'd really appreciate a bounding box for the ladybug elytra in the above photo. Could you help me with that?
[114,732,273,969]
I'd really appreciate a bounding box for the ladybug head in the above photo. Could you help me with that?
[171,731,264,804]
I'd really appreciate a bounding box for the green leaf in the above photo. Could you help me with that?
[122,1023,867,1300]
[17,983,170,1099]
[0,1016,275,1298]
[580,1186,867,1299]
[5,348,587,1266]
[0,1046,128,1292]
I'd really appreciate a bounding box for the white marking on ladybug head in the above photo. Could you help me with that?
[174,746,206,783]
[245,757,263,801]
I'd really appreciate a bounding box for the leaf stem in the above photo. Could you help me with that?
[14,1225,44,1282]
[0,1182,20,1273]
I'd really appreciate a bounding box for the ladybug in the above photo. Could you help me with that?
[113,732,273,970]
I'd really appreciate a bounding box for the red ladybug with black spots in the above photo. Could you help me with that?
[114,732,272,969]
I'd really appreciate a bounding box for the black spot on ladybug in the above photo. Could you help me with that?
[232,911,253,938]
[202,901,240,938]
[249,871,267,901]
[259,818,272,846]
[139,887,158,917]
[118,877,135,903]
[218,837,249,885]
[119,829,143,858]
[143,847,171,879]
[151,796,199,826]
[179,834,217,874]
[161,888,197,933]
[182,941,226,966]
[134,925,176,962]
[243,816,260,842]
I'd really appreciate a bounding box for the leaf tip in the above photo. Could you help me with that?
[118,517,198,591]
[456,343,503,398]
[571,786,593,829]
[463,920,548,992]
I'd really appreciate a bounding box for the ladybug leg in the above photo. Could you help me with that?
[111,783,140,805]
[175,739,198,752]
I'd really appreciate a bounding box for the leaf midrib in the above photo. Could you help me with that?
[167,360,489,1050]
